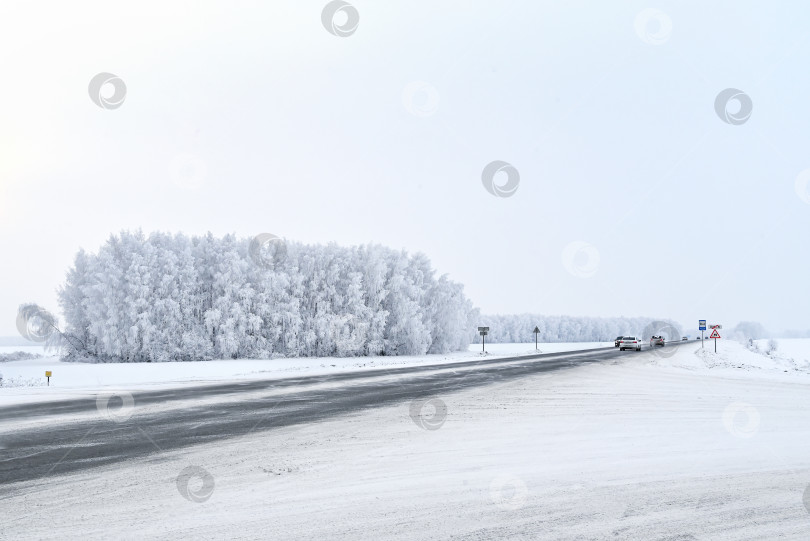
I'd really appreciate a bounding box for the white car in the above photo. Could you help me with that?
[619,337,642,351]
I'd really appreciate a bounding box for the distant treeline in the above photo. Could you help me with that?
[475,314,682,343]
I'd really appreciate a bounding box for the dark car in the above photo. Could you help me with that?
[650,336,665,347]
[614,336,624,347]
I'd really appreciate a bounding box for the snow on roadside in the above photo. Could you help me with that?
[754,338,810,370]
[0,342,611,407]
[647,337,810,378]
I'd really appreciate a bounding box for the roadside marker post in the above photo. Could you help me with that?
[478,327,489,353]
[533,326,540,350]
[45,370,52,386]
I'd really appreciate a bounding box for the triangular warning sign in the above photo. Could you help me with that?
[709,329,721,339]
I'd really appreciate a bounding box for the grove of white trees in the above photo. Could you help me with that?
[58,231,477,362]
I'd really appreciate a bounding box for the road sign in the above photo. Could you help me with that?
[45,370,52,386]
[709,328,721,352]
[478,327,489,352]
[699,320,706,331]
[710,324,722,330]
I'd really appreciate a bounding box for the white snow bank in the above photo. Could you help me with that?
[754,338,810,367]
[650,337,810,379]
[0,342,610,407]
[696,343,804,373]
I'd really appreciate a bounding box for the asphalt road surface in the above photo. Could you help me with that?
[0,343,680,486]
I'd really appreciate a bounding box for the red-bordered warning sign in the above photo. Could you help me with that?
[709,329,721,339]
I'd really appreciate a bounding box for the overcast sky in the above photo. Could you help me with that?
[2,0,809,337]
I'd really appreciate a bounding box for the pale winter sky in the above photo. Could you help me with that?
[1,1,809,337]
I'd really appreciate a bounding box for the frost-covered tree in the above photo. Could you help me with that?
[57,231,477,362]
[731,321,768,342]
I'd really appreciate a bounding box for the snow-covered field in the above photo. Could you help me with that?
[0,342,610,406]
[754,338,810,367]
[0,345,46,356]
[667,338,810,375]
[3,339,810,539]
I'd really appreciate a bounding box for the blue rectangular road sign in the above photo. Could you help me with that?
[699,320,707,331]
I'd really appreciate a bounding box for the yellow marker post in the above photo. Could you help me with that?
[45,371,52,386]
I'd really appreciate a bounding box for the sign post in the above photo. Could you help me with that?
[478,327,489,353]
[710,327,721,353]
[45,370,52,386]
[699,320,707,348]
[533,326,540,350]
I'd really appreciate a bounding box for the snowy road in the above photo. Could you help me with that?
[0,344,645,486]
[3,340,810,540]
